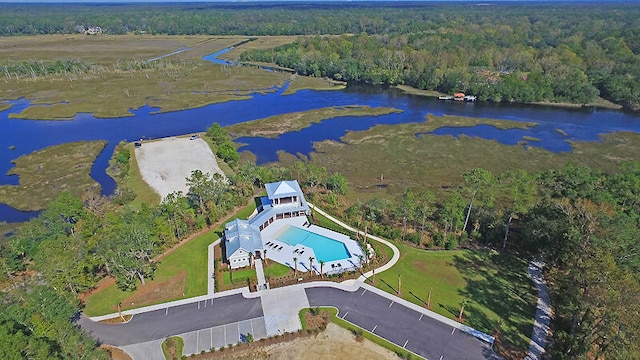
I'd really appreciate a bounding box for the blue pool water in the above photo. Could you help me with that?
[276,226,351,263]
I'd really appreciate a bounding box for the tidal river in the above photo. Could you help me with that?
[1,50,639,222]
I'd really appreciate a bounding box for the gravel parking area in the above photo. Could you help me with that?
[135,136,223,200]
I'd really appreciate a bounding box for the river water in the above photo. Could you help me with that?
[1,49,639,222]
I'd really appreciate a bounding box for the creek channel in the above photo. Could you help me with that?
[1,48,639,222]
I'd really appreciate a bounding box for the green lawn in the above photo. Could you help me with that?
[221,267,257,286]
[373,244,536,351]
[83,230,216,316]
[263,262,291,278]
[84,201,258,316]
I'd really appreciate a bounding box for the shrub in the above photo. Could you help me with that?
[445,234,458,249]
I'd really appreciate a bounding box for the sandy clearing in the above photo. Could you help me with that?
[135,136,223,200]
[204,323,398,360]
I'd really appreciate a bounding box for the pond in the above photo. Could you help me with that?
[1,50,639,222]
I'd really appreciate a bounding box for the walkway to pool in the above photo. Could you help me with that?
[308,203,401,282]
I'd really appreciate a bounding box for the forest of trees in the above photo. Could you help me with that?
[1,118,640,357]
[1,2,638,109]
[0,123,350,358]
[341,163,640,359]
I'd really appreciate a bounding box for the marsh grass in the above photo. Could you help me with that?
[0,141,106,210]
[0,35,346,120]
[0,35,293,119]
[306,115,640,200]
[282,75,346,95]
[226,105,402,138]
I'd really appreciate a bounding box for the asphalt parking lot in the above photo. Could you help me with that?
[79,294,263,347]
[306,286,497,360]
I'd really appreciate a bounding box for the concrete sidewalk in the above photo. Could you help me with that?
[254,258,267,290]
[308,203,401,281]
[207,239,220,295]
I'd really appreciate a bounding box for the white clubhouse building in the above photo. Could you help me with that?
[223,180,364,274]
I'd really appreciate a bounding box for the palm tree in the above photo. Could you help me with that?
[308,256,314,278]
[293,256,298,277]
[458,299,469,321]
[357,254,364,269]
[319,260,325,278]
[249,252,254,267]
[263,248,268,265]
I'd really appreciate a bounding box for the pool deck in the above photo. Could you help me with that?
[260,216,364,276]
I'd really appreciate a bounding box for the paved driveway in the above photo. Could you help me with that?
[306,286,497,360]
[79,294,262,346]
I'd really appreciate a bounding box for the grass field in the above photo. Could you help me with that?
[84,201,258,316]
[83,230,216,316]
[226,105,402,138]
[372,244,535,354]
[221,267,257,286]
[0,35,341,120]
[0,141,106,210]
[263,261,292,278]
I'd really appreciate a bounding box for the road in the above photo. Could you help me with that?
[306,286,497,360]
[78,293,263,346]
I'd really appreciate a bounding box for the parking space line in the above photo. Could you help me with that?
[419,313,423,321]
[403,340,408,348]
[451,328,456,335]
[389,301,394,308]
[361,289,367,296]
[165,308,168,316]
[372,325,377,333]
[198,302,200,309]
[342,311,349,319]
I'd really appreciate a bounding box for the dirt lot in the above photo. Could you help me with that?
[135,136,223,200]
[194,323,398,360]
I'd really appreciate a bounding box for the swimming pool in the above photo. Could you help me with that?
[275,226,351,263]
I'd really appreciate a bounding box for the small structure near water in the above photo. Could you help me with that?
[439,92,477,102]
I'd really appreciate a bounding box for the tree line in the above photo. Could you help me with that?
[340,162,640,359]
[240,28,638,108]
[1,2,637,109]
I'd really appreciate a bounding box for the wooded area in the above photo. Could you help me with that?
[1,2,638,109]
[1,2,639,358]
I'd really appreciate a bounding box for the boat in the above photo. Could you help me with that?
[439,95,454,100]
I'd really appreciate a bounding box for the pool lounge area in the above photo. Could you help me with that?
[260,216,364,275]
